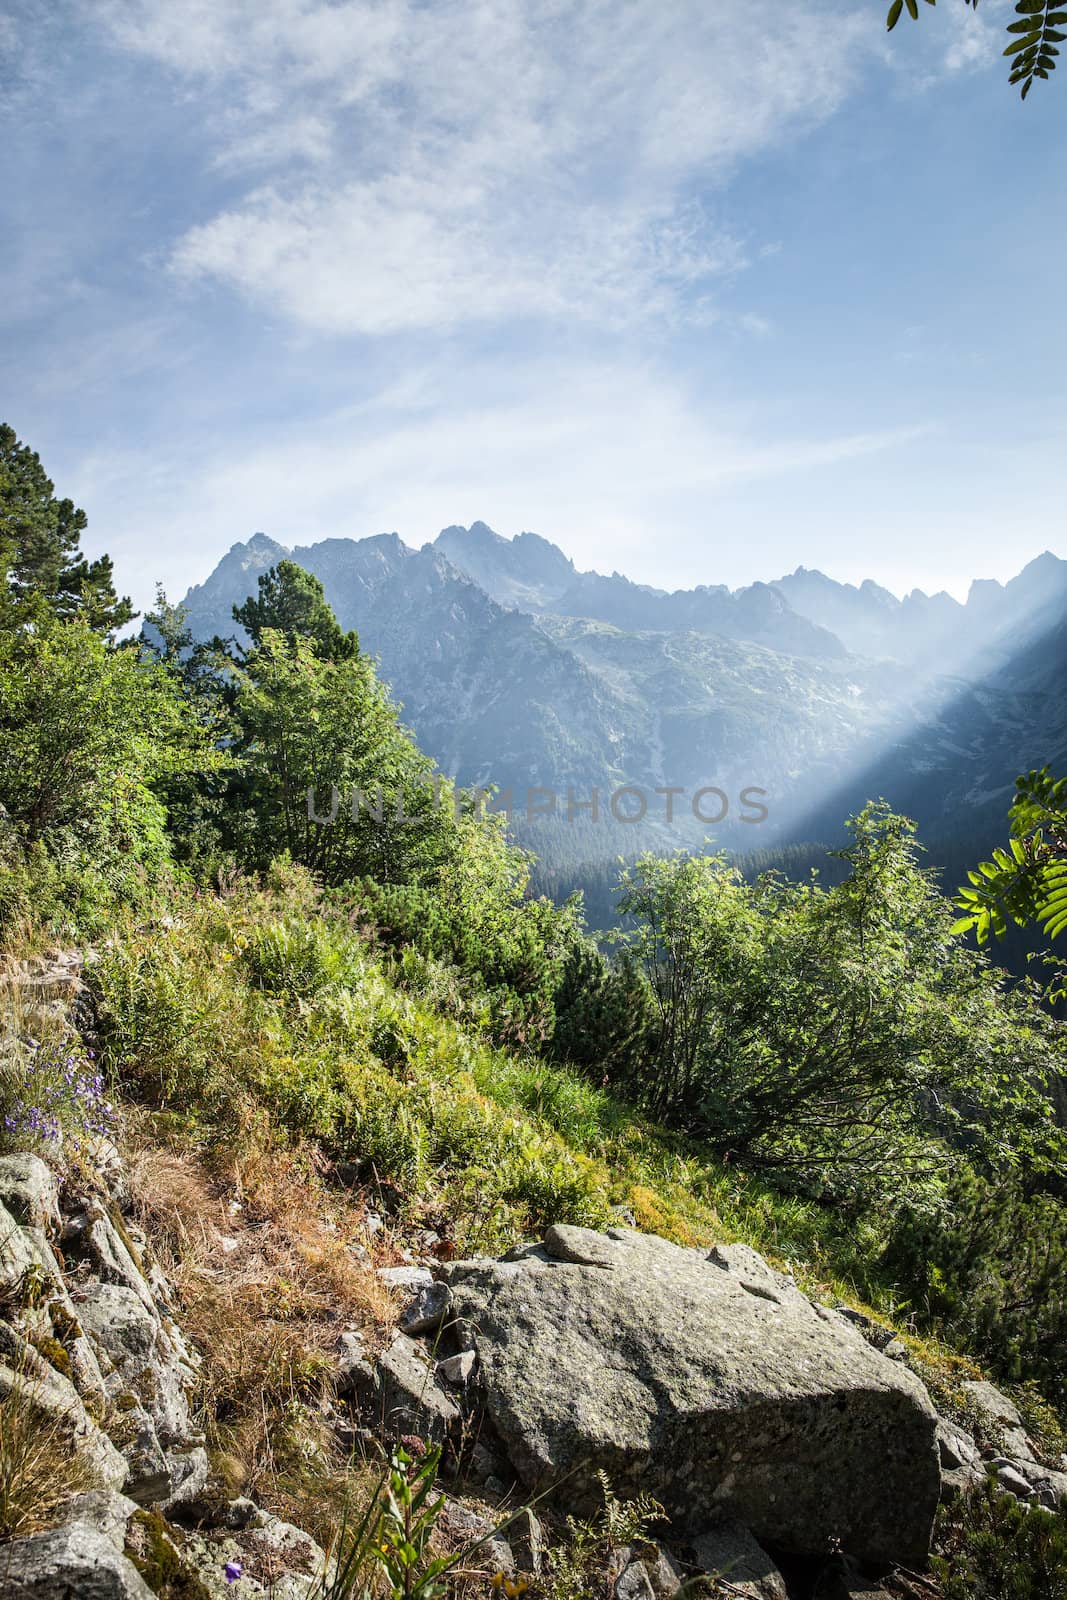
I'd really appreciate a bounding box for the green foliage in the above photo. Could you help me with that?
[617,805,1062,1203]
[223,628,459,887]
[932,1476,1067,1597]
[0,422,133,634]
[886,0,1062,100]
[540,1472,664,1600]
[314,1442,533,1600]
[0,620,224,921]
[954,769,1067,1000]
[234,561,359,662]
[883,1163,1067,1405]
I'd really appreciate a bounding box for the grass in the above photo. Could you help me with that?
[0,1364,97,1541]
[84,871,1009,1420]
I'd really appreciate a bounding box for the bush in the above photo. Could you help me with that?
[932,1477,1067,1599]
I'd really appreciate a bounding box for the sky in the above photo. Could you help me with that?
[1,0,1064,615]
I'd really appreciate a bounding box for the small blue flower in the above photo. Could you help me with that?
[224,1560,243,1585]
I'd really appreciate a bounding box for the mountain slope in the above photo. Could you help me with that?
[176,525,1067,866]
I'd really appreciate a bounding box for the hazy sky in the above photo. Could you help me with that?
[2,0,1064,613]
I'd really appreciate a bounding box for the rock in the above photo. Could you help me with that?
[443,1226,941,1564]
[160,1445,210,1511]
[937,1419,981,1473]
[335,1331,377,1398]
[642,1544,685,1599]
[616,1556,656,1600]
[373,1332,460,1443]
[74,1283,195,1447]
[59,1490,139,1550]
[0,1152,62,1233]
[882,1340,907,1362]
[996,1463,1034,1499]
[438,1349,476,1385]
[0,1521,155,1599]
[438,1499,514,1574]
[64,1209,157,1317]
[0,1343,128,1491]
[689,1524,787,1599]
[115,1396,173,1505]
[509,1506,544,1575]
[399,1281,453,1336]
[960,1379,1033,1459]
[377,1265,434,1291]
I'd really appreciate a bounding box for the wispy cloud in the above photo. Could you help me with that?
[91,0,878,336]
[71,354,925,606]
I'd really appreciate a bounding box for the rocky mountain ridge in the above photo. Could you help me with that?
[174,526,1067,865]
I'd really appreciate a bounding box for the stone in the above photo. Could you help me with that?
[438,1349,477,1385]
[0,1521,155,1598]
[508,1506,544,1575]
[995,1463,1034,1499]
[399,1281,453,1336]
[161,1445,211,1511]
[438,1499,514,1575]
[960,1379,1033,1459]
[60,1490,139,1550]
[937,1418,981,1472]
[377,1264,434,1291]
[615,1556,656,1600]
[642,1544,685,1599]
[64,1209,157,1317]
[335,1330,377,1397]
[0,1344,128,1491]
[0,1152,62,1232]
[372,1332,460,1443]
[690,1523,787,1600]
[74,1283,195,1447]
[443,1226,941,1564]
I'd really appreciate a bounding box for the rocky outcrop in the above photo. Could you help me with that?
[440,1225,941,1565]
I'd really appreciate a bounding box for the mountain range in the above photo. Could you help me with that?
[175,523,1067,869]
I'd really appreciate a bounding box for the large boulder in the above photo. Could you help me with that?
[443,1226,940,1565]
[0,1521,154,1599]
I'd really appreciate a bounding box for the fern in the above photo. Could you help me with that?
[887,0,1063,99]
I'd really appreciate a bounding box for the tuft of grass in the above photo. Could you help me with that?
[0,1367,97,1541]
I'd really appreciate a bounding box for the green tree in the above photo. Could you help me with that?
[618,805,1060,1199]
[887,1,1064,99]
[233,560,358,661]
[0,423,133,634]
[224,627,456,884]
[0,619,221,910]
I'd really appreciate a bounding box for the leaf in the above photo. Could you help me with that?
[1015,0,1047,14]
[887,0,904,27]
[905,0,919,16]
[1006,31,1043,54]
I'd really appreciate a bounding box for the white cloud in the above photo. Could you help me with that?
[91,0,878,335]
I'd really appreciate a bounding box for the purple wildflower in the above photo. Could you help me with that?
[224,1560,243,1585]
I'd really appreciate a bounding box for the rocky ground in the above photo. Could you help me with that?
[1,953,1065,1600]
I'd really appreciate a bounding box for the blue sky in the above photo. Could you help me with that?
[1,0,1063,614]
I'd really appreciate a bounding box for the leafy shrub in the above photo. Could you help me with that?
[932,1477,1067,1598]
[616,806,1063,1206]
[241,919,362,998]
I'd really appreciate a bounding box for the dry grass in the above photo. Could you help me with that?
[123,1119,398,1540]
[0,1368,97,1542]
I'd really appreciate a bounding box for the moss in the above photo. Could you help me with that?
[126,1510,215,1600]
[47,1300,83,1343]
[27,1333,72,1379]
